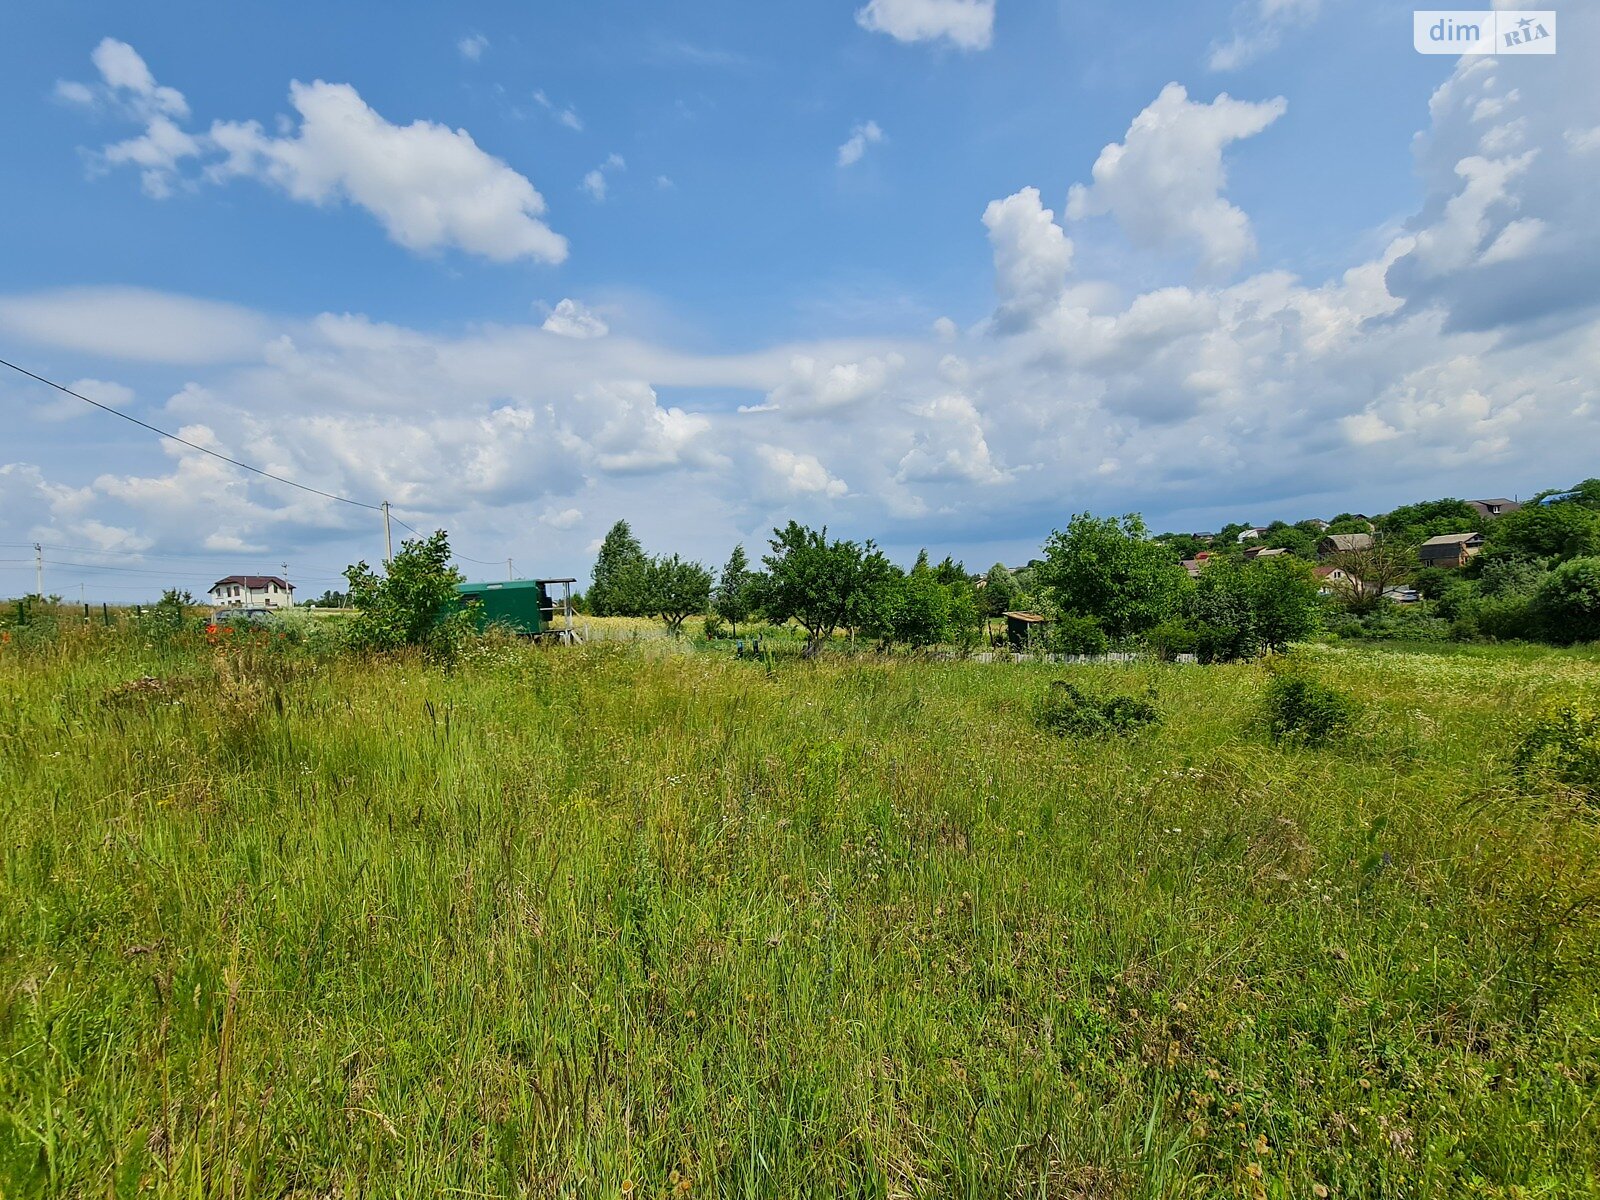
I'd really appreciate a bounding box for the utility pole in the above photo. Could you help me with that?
[507,557,514,580]
[382,501,393,566]
[34,542,43,598]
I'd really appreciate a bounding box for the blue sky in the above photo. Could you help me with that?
[2,1,1596,599]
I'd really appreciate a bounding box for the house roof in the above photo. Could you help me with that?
[1470,498,1517,508]
[1002,611,1048,623]
[1251,546,1290,557]
[211,575,291,590]
[1321,532,1373,551]
[1420,532,1482,548]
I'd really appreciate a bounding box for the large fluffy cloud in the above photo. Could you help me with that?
[1066,83,1286,277]
[58,40,567,264]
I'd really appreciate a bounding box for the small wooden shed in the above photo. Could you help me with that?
[1003,610,1049,650]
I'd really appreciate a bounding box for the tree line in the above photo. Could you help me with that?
[581,477,1600,656]
[578,512,1327,661]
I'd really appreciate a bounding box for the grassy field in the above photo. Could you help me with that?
[2,628,1598,1197]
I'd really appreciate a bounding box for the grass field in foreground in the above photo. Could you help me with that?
[1,632,1598,1197]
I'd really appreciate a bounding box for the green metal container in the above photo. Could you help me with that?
[454,579,553,635]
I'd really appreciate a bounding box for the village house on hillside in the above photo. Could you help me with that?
[1314,564,1367,598]
[209,575,295,608]
[1319,532,1374,557]
[1418,532,1484,569]
[1237,527,1271,542]
[1468,498,1521,518]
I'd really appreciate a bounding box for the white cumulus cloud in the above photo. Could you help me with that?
[581,153,626,202]
[982,187,1074,327]
[60,40,567,265]
[542,299,610,339]
[837,120,885,167]
[1066,83,1286,277]
[855,0,995,50]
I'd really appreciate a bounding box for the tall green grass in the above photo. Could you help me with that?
[1,627,1598,1197]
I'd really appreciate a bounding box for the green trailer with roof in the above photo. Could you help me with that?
[454,577,577,639]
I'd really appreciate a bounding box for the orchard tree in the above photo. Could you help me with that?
[761,521,893,653]
[588,520,648,616]
[1187,555,1320,660]
[1482,503,1600,564]
[1326,534,1416,613]
[713,545,757,636]
[981,562,1020,617]
[896,560,951,647]
[1036,513,1191,640]
[1534,557,1600,644]
[344,531,469,653]
[643,554,713,637]
[1375,498,1478,548]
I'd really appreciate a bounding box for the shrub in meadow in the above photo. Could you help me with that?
[1147,618,1197,661]
[1513,703,1600,800]
[1035,680,1160,738]
[1050,613,1110,656]
[1263,664,1357,745]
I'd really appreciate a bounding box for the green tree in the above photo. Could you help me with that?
[1036,513,1191,640]
[1377,498,1478,542]
[642,553,713,637]
[343,531,468,653]
[148,588,194,631]
[761,521,893,653]
[896,560,951,647]
[1187,555,1320,660]
[1483,503,1600,564]
[945,584,984,652]
[1325,515,1375,535]
[1534,557,1600,644]
[981,562,1020,617]
[1325,534,1416,613]
[713,545,756,636]
[588,520,648,616]
[1264,525,1318,560]
[1530,479,1600,509]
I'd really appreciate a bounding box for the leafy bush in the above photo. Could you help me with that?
[1471,591,1539,641]
[1147,618,1197,661]
[1191,620,1248,664]
[343,532,472,656]
[1035,680,1160,738]
[1263,666,1357,745]
[1533,557,1600,645]
[1322,605,1452,642]
[1050,613,1109,656]
[1513,704,1600,799]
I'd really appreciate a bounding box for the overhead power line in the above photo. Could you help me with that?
[0,355,383,512]
[0,540,348,574]
[4,355,521,578]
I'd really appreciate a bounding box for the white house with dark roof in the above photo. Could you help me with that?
[209,575,295,608]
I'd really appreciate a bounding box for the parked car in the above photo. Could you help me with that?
[210,607,276,627]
